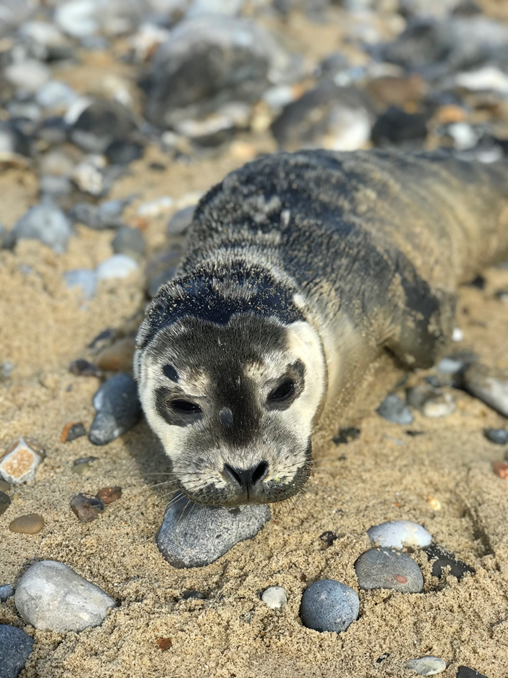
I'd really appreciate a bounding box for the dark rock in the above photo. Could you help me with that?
[0,120,32,157]
[70,493,104,522]
[0,491,11,517]
[355,547,424,593]
[69,359,102,377]
[112,226,146,258]
[167,206,195,237]
[371,107,428,148]
[484,429,508,445]
[0,584,14,602]
[456,668,488,678]
[70,99,138,154]
[105,139,144,165]
[423,544,475,580]
[181,590,206,600]
[319,531,338,547]
[89,374,141,445]
[96,486,122,504]
[377,394,414,425]
[36,116,69,145]
[300,579,359,633]
[332,427,360,445]
[157,493,270,568]
[0,624,34,678]
[61,423,87,443]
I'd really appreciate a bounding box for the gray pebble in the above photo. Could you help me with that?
[463,363,508,417]
[69,201,124,230]
[157,493,270,568]
[112,226,146,258]
[96,255,139,280]
[39,175,72,198]
[0,624,34,678]
[15,560,115,632]
[261,586,287,609]
[0,584,14,602]
[355,547,424,593]
[11,201,72,253]
[36,80,77,109]
[5,60,51,93]
[89,374,141,445]
[64,269,97,300]
[167,205,195,237]
[437,357,465,375]
[456,668,488,678]
[377,394,414,425]
[484,429,508,445]
[406,384,455,418]
[368,520,432,549]
[405,656,446,675]
[300,579,359,633]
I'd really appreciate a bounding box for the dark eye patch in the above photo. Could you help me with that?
[163,364,179,382]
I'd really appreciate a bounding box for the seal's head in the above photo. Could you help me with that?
[135,313,326,507]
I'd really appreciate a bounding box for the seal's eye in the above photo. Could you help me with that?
[267,379,295,403]
[169,399,202,414]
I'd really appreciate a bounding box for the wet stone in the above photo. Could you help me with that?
[8,514,44,535]
[261,586,287,609]
[61,423,87,443]
[368,520,432,549]
[112,226,146,258]
[0,625,34,678]
[484,429,508,445]
[0,491,11,517]
[157,493,271,568]
[405,656,447,675]
[0,584,14,602]
[300,580,359,633]
[333,427,360,445]
[89,374,141,445]
[355,547,423,593]
[0,437,45,485]
[15,560,115,632]
[96,486,122,504]
[463,363,508,417]
[377,394,414,425]
[70,493,104,522]
[423,544,475,580]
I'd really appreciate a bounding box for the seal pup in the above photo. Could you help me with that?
[135,150,508,508]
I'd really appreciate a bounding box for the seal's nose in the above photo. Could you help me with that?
[223,461,269,494]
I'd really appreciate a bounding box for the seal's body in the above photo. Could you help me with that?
[135,150,508,507]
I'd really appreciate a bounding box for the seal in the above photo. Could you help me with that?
[135,150,508,508]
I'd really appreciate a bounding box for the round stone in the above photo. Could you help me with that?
[367,520,432,549]
[261,586,288,609]
[405,656,447,675]
[0,625,34,678]
[300,579,359,633]
[96,255,139,280]
[8,514,44,535]
[355,547,424,593]
[376,394,414,425]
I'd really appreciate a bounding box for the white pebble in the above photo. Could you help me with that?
[5,60,51,92]
[367,520,432,549]
[261,586,288,609]
[36,81,77,109]
[55,0,98,38]
[452,327,464,342]
[137,196,174,218]
[96,255,139,280]
[405,656,447,675]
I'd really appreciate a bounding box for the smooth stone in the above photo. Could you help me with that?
[406,385,456,418]
[61,423,87,443]
[463,363,508,417]
[261,586,287,609]
[0,438,45,485]
[71,156,108,197]
[0,0,34,38]
[55,0,98,38]
[89,373,141,445]
[71,100,137,154]
[64,269,97,299]
[137,197,174,219]
[405,656,447,675]
[112,226,146,258]
[372,107,428,148]
[457,669,488,678]
[8,514,44,535]
[484,429,508,445]
[167,205,195,237]
[157,493,271,568]
[0,584,14,602]
[368,520,432,549]
[15,560,115,632]
[39,175,72,198]
[0,625,34,678]
[69,199,127,230]
[36,81,77,109]
[105,140,144,165]
[355,548,423,593]
[5,60,51,92]
[96,486,122,504]
[437,357,465,376]
[96,255,139,281]
[70,493,104,522]
[423,544,475,580]
[300,580,359,633]
[377,394,414,425]
[0,491,11,517]
[12,202,72,254]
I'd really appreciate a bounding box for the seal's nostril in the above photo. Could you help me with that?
[251,460,268,485]
[223,461,269,490]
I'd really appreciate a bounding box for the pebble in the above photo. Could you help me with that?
[40,175,72,199]
[456,668,487,678]
[464,363,508,417]
[157,493,271,568]
[11,202,72,254]
[367,520,432,549]
[355,547,424,593]
[0,584,14,602]
[0,479,10,492]
[71,99,138,154]
[96,337,136,372]
[405,656,447,675]
[0,491,11,517]
[492,461,508,480]
[72,456,98,475]
[377,394,414,425]
[333,426,361,445]
[261,586,288,609]
[55,0,99,38]
[0,625,34,678]
[0,437,45,485]
[105,140,144,165]
[89,373,141,445]
[181,589,206,600]
[372,107,428,148]
[300,580,359,633]
[484,429,508,445]
[96,255,139,281]
[437,357,465,376]
[71,155,108,197]
[0,0,34,37]
[5,60,51,93]
[96,486,122,504]
[112,226,146,258]
[137,196,174,219]
[61,423,87,443]
[70,493,105,522]
[406,385,456,418]
[69,359,102,377]
[423,544,474,580]
[8,514,45,535]
[167,205,195,237]
[64,269,97,300]
[36,81,77,109]
[15,560,115,632]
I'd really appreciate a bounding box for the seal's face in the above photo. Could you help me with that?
[136,315,326,507]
